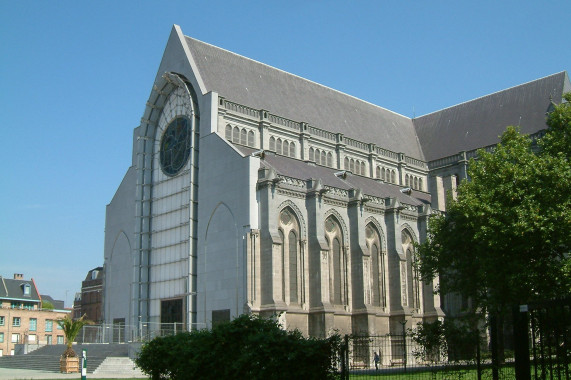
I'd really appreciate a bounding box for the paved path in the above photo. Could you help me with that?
[0,367,147,379]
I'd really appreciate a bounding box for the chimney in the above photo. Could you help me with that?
[13,273,24,280]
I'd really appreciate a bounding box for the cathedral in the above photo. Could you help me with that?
[103,25,570,339]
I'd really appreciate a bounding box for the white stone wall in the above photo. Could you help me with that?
[196,133,258,329]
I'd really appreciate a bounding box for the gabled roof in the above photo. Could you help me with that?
[413,72,570,161]
[183,36,425,160]
[0,276,41,302]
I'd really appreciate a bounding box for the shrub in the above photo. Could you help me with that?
[135,314,341,380]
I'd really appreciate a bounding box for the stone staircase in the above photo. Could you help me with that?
[93,357,146,377]
[0,343,145,376]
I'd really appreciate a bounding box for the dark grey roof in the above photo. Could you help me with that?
[237,146,429,206]
[185,37,425,160]
[40,295,65,309]
[413,72,570,161]
[0,276,41,302]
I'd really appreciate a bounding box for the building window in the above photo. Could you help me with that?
[225,124,232,141]
[23,303,33,310]
[0,316,4,326]
[12,317,20,327]
[290,142,296,158]
[327,152,333,167]
[0,333,4,343]
[11,334,20,343]
[29,318,37,331]
[28,334,36,343]
[240,128,247,145]
[57,336,64,344]
[23,284,31,295]
[57,322,63,330]
[46,335,52,344]
[366,223,386,308]
[278,207,302,305]
[402,230,421,311]
[269,136,276,151]
[11,302,20,309]
[248,131,255,147]
[325,216,346,306]
[45,320,53,332]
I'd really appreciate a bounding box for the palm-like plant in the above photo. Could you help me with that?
[57,314,93,357]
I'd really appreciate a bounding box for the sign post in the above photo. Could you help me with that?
[81,349,87,380]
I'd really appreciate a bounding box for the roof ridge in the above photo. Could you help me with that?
[184,35,411,120]
[414,71,566,119]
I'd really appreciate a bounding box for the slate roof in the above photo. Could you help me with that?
[185,37,425,160]
[413,72,571,161]
[180,31,569,165]
[236,146,430,206]
[0,276,41,302]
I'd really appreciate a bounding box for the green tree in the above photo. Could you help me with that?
[417,95,571,317]
[135,314,342,380]
[57,315,93,357]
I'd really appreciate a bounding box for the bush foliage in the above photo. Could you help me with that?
[135,314,342,380]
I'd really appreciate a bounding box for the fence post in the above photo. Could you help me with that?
[401,321,407,372]
[490,314,499,380]
[514,305,531,380]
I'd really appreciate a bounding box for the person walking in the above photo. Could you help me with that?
[373,351,380,370]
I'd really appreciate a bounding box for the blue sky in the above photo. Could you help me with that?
[1,1,569,307]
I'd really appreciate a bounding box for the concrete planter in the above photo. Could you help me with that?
[60,356,80,373]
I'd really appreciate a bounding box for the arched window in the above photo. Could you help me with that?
[376,166,381,179]
[309,147,315,162]
[405,175,410,187]
[269,136,276,152]
[391,170,396,184]
[402,230,421,311]
[419,178,423,191]
[325,216,346,306]
[240,129,247,145]
[289,230,298,303]
[321,151,326,166]
[350,159,355,173]
[366,223,386,308]
[344,157,350,170]
[314,149,320,164]
[279,229,286,302]
[276,138,282,155]
[283,141,289,156]
[233,127,240,143]
[289,142,296,158]
[327,152,333,168]
[225,125,232,141]
[248,131,255,147]
[278,207,302,305]
[381,168,386,181]
[360,162,366,176]
[413,177,418,190]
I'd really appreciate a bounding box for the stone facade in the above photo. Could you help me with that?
[102,25,570,339]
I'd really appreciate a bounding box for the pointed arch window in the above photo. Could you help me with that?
[240,129,247,145]
[309,147,315,162]
[276,139,283,155]
[325,216,347,306]
[278,207,302,305]
[327,152,333,167]
[225,125,232,141]
[402,230,421,311]
[366,223,386,307]
[289,142,296,158]
[269,136,276,152]
[248,131,255,147]
[233,127,240,143]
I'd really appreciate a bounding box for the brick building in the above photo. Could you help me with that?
[73,267,103,323]
[0,274,70,356]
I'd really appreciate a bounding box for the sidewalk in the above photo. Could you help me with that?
[0,368,147,379]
